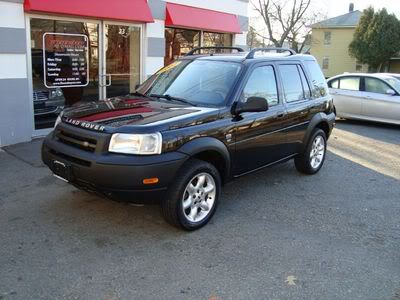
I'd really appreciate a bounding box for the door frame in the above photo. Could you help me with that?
[26,14,145,137]
[101,20,144,99]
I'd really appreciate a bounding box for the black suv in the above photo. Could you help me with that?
[42,47,335,230]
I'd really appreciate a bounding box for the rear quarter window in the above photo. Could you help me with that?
[304,60,328,98]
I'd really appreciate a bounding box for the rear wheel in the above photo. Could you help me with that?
[161,159,221,230]
[295,129,327,174]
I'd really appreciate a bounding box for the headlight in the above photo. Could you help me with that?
[54,115,62,128]
[49,88,63,99]
[109,133,162,155]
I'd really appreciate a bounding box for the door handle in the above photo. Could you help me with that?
[275,111,285,119]
[99,74,112,87]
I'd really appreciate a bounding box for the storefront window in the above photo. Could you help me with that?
[164,28,200,65]
[30,18,99,129]
[104,25,141,98]
[203,32,232,50]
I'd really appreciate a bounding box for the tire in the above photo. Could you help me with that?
[161,159,221,231]
[295,129,327,175]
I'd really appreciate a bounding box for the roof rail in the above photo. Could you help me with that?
[246,47,296,59]
[185,46,245,56]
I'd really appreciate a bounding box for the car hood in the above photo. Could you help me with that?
[61,96,220,133]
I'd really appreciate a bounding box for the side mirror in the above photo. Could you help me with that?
[234,97,269,114]
[386,89,396,96]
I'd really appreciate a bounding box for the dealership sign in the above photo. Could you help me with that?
[43,33,89,88]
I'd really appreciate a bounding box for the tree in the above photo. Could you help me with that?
[349,7,400,72]
[250,0,319,51]
[247,26,264,49]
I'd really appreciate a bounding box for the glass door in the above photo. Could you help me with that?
[29,17,100,129]
[101,23,141,99]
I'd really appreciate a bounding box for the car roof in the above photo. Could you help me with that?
[180,52,315,64]
[328,73,399,81]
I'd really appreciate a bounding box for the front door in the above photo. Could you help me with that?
[361,76,400,123]
[233,64,287,175]
[101,23,142,99]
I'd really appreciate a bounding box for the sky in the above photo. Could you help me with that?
[315,0,399,17]
[249,0,400,20]
[248,0,400,39]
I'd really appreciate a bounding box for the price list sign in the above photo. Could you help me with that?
[43,33,89,88]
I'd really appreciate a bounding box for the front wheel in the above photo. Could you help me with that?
[161,159,221,230]
[295,129,327,174]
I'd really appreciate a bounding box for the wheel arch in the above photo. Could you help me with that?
[302,113,331,150]
[177,137,231,184]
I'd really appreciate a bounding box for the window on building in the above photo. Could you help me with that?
[164,28,200,66]
[339,77,360,91]
[203,32,233,52]
[30,18,99,130]
[279,65,305,102]
[322,57,329,70]
[365,78,391,94]
[241,66,278,106]
[324,31,331,45]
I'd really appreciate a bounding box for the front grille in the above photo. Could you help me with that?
[56,129,97,152]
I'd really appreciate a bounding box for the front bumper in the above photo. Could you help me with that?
[42,124,188,202]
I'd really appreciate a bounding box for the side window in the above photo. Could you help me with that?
[298,65,311,98]
[365,78,390,94]
[242,65,278,106]
[279,64,304,102]
[339,77,360,91]
[329,79,339,88]
[304,60,328,97]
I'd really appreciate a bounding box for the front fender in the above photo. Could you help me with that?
[177,137,231,178]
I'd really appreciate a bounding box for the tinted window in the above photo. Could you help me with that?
[329,79,339,88]
[340,77,360,91]
[365,78,390,94]
[279,65,304,102]
[242,65,278,106]
[298,65,311,98]
[304,60,328,97]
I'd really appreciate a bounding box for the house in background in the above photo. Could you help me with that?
[310,3,400,78]
[310,4,364,78]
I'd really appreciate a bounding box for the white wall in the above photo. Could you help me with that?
[167,0,248,16]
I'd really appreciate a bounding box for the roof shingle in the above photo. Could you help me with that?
[311,10,362,28]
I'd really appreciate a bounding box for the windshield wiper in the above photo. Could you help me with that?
[131,91,154,101]
[149,94,197,106]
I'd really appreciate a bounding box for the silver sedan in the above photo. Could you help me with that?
[327,73,400,125]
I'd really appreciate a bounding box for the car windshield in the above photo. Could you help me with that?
[138,60,242,106]
[386,77,400,92]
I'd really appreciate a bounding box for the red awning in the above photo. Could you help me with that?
[166,3,241,33]
[24,0,154,23]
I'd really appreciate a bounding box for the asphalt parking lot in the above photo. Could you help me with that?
[0,120,399,300]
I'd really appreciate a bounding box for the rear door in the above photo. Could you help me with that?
[329,76,362,118]
[361,77,400,123]
[276,62,312,154]
[233,63,287,175]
